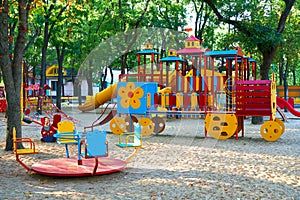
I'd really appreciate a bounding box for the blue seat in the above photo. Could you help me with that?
[82,130,108,158]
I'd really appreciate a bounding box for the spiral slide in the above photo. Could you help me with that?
[78,83,117,112]
[276,96,300,117]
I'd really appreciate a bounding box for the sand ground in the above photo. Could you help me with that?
[0,105,299,200]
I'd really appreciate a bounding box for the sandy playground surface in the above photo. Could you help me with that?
[0,105,299,199]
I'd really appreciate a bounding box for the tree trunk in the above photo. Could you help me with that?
[283,60,289,112]
[102,66,107,90]
[259,47,277,80]
[109,66,113,85]
[56,44,65,111]
[121,54,128,74]
[279,57,284,85]
[39,21,50,114]
[292,66,296,85]
[74,78,82,105]
[0,0,32,151]
[87,60,93,96]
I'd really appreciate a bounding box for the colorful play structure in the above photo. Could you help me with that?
[79,35,300,142]
[277,85,300,108]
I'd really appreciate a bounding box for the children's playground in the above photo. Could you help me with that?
[2,35,299,179]
[0,35,299,199]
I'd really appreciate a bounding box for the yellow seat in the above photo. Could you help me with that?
[13,128,38,171]
[55,120,79,158]
[13,128,38,155]
[56,120,77,144]
[57,120,75,132]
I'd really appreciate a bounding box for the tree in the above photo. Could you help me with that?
[191,0,210,41]
[35,0,68,112]
[0,0,33,151]
[203,0,296,80]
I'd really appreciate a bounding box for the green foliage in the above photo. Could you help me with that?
[20,0,298,86]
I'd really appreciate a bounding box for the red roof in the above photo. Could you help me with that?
[177,48,205,55]
[185,36,200,41]
[26,83,41,90]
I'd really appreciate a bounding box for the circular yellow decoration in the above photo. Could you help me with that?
[118,82,144,109]
[204,113,237,140]
[260,120,282,142]
[274,118,285,135]
[151,117,166,133]
[125,115,138,132]
[139,117,152,126]
[110,117,126,134]
[138,118,154,136]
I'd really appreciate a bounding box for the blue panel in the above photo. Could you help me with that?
[86,130,107,157]
[190,77,193,91]
[117,82,157,114]
[178,77,181,91]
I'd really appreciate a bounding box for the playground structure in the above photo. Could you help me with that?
[23,83,77,123]
[277,85,300,107]
[79,35,300,142]
[13,118,146,177]
[0,62,77,125]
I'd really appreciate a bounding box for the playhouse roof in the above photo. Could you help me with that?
[204,50,243,58]
[185,35,200,41]
[137,49,160,55]
[159,56,186,62]
[25,83,51,90]
[177,48,205,55]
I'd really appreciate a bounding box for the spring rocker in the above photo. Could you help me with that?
[23,114,62,142]
[109,82,156,144]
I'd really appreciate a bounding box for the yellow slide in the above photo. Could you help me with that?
[78,83,117,112]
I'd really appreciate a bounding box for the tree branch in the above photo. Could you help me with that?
[49,4,68,37]
[203,0,252,37]
[277,0,295,33]
[23,27,40,53]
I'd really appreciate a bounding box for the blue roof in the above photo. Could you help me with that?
[226,56,257,63]
[137,49,160,54]
[159,56,186,62]
[204,50,243,57]
[249,58,257,62]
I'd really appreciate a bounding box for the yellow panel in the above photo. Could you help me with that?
[57,120,75,132]
[205,113,237,140]
[176,93,182,109]
[161,93,165,108]
[191,92,197,109]
[195,77,199,91]
[165,94,169,107]
[147,93,151,108]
